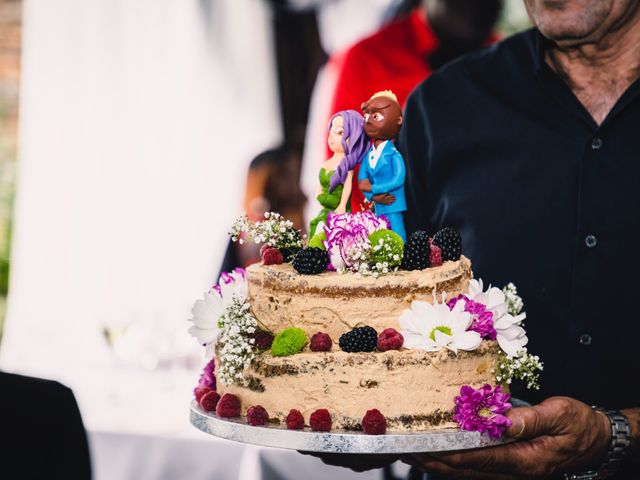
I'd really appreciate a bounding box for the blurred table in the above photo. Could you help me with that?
[89,429,407,480]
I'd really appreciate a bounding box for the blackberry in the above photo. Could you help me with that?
[432,227,462,261]
[339,326,378,353]
[400,230,430,270]
[292,247,328,275]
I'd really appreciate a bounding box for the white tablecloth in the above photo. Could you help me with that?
[89,429,410,480]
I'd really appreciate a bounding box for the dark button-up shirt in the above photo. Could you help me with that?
[399,28,640,409]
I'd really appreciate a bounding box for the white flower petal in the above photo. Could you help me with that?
[497,331,528,356]
[451,330,483,351]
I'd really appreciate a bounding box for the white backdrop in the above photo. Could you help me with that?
[1,0,281,433]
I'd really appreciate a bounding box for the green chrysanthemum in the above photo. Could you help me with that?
[368,229,404,268]
[271,327,308,357]
[308,231,327,250]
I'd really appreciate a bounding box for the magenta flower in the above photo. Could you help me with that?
[448,295,497,340]
[453,384,512,438]
[195,357,216,391]
[324,212,389,271]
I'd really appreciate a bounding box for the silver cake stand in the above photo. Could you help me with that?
[190,402,511,453]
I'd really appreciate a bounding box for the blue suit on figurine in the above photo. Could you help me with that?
[358,140,407,240]
[357,90,407,241]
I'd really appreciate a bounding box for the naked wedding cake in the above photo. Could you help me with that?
[188,211,542,436]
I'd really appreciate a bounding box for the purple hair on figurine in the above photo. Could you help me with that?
[328,110,369,192]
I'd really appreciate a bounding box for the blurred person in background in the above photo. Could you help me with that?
[316,0,503,213]
[0,371,91,479]
[220,146,306,271]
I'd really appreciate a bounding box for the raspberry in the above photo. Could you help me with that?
[429,244,443,267]
[259,243,271,257]
[216,393,241,418]
[246,405,269,426]
[362,409,386,435]
[339,326,378,353]
[310,332,332,352]
[309,409,332,432]
[199,390,221,412]
[262,247,284,265]
[401,230,431,270]
[194,386,213,403]
[292,248,328,275]
[377,328,404,351]
[432,227,462,261]
[286,409,305,430]
[254,331,274,350]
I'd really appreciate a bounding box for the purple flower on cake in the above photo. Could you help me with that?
[398,294,482,353]
[466,279,528,356]
[196,358,216,391]
[188,268,249,357]
[447,295,496,340]
[453,384,512,438]
[217,268,248,306]
[324,212,389,272]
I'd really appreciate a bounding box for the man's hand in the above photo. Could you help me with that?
[372,193,395,205]
[403,397,611,479]
[359,178,373,192]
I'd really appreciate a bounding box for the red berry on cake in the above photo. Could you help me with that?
[199,390,221,412]
[254,330,275,350]
[216,393,241,418]
[309,409,332,432]
[194,386,213,403]
[377,328,404,351]
[262,246,284,265]
[286,409,305,430]
[362,409,386,435]
[429,244,443,267]
[259,243,271,257]
[246,405,269,426]
[310,332,332,352]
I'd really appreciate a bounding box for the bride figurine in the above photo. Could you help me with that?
[308,110,369,238]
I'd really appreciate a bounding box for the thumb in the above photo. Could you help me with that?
[505,405,552,440]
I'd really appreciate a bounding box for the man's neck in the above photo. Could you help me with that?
[545,9,640,125]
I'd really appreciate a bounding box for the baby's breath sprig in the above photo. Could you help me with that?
[503,282,524,316]
[230,212,302,253]
[216,298,258,386]
[493,348,543,390]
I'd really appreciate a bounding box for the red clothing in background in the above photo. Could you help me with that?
[329,10,438,212]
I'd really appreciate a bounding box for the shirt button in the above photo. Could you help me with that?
[579,333,592,346]
[585,235,597,248]
[591,137,603,150]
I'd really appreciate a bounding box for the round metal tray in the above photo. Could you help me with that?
[190,402,509,453]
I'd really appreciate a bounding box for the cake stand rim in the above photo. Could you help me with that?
[190,402,511,454]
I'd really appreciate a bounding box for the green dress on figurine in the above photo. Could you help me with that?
[309,168,349,238]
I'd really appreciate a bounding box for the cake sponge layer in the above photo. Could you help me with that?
[246,256,472,341]
[217,341,499,432]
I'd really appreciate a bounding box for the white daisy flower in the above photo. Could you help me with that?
[187,290,225,357]
[467,279,528,356]
[399,296,482,353]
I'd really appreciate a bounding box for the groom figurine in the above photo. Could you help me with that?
[358,90,407,241]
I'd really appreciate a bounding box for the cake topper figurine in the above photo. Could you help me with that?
[357,90,407,241]
[308,110,368,238]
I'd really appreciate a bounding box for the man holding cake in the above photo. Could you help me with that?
[395,0,640,478]
[309,0,639,478]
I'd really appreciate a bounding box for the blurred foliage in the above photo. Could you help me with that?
[499,0,531,34]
